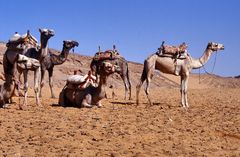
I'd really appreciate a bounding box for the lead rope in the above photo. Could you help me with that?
[199,51,218,84]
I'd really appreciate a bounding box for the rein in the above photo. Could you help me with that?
[198,51,218,83]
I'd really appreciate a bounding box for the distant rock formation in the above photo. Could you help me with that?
[235,75,240,78]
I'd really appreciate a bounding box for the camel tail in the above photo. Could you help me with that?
[136,60,148,105]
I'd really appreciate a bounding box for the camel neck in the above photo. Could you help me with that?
[40,37,49,59]
[191,48,213,69]
[60,46,71,60]
[95,74,108,97]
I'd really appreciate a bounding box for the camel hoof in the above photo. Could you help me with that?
[97,103,102,108]
[82,104,93,108]
[19,105,27,110]
[2,104,10,109]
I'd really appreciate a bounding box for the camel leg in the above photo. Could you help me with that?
[81,94,93,108]
[48,68,56,98]
[136,77,145,105]
[34,67,41,106]
[22,70,29,108]
[145,70,154,106]
[180,76,186,108]
[183,75,189,108]
[126,67,132,100]
[40,69,46,97]
[180,75,189,108]
[121,74,130,100]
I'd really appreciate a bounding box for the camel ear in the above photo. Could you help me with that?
[39,29,42,33]
[113,45,116,50]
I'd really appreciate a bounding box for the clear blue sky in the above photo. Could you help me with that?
[0,0,239,76]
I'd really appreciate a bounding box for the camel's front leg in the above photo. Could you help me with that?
[34,67,41,106]
[48,68,56,98]
[180,76,186,108]
[183,76,189,108]
[22,70,29,108]
[180,75,189,108]
[40,69,46,97]
[81,94,93,108]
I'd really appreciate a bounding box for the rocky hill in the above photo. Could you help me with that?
[0,42,240,90]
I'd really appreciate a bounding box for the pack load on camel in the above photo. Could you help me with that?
[93,45,121,61]
[157,41,189,59]
[66,71,97,90]
[6,31,38,51]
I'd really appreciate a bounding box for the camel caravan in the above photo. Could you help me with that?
[0,28,225,109]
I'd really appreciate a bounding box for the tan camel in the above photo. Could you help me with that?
[17,29,54,107]
[136,42,224,108]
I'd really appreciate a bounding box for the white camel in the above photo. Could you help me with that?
[136,42,224,108]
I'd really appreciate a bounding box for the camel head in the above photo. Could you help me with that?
[100,61,119,75]
[207,42,224,52]
[63,40,79,49]
[39,28,55,39]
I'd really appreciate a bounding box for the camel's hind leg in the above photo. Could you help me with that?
[48,68,56,98]
[34,67,41,106]
[136,81,143,105]
[39,69,46,97]
[180,75,189,108]
[145,70,154,106]
[121,74,130,100]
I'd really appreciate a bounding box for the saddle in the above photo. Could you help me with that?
[93,50,120,61]
[6,31,38,51]
[158,41,188,58]
[66,71,97,89]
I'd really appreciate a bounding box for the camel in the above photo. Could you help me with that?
[11,29,54,107]
[1,53,40,108]
[136,42,224,108]
[90,45,132,100]
[40,40,79,98]
[59,61,119,108]
[5,32,42,108]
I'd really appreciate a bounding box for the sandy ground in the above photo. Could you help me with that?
[0,86,239,157]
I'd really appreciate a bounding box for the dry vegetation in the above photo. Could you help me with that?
[0,43,239,156]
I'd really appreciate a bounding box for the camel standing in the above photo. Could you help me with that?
[136,42,224,108]
[17,29,54,107]
[40,40,79,98]
[1,53,40,108]
[59,61,118,108]
[90,45,132,100]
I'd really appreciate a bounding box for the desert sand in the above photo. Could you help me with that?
[0,43,239,156]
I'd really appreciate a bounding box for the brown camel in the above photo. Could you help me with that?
[59,61,118,108]
[136,42,224,108]
[1,53,40,108]
[90,45,132,100]
[40,40,79,98]
[5,31,43,108]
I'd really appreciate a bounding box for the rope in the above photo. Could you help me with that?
[202,51,218,74]
[199,51,218,84]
